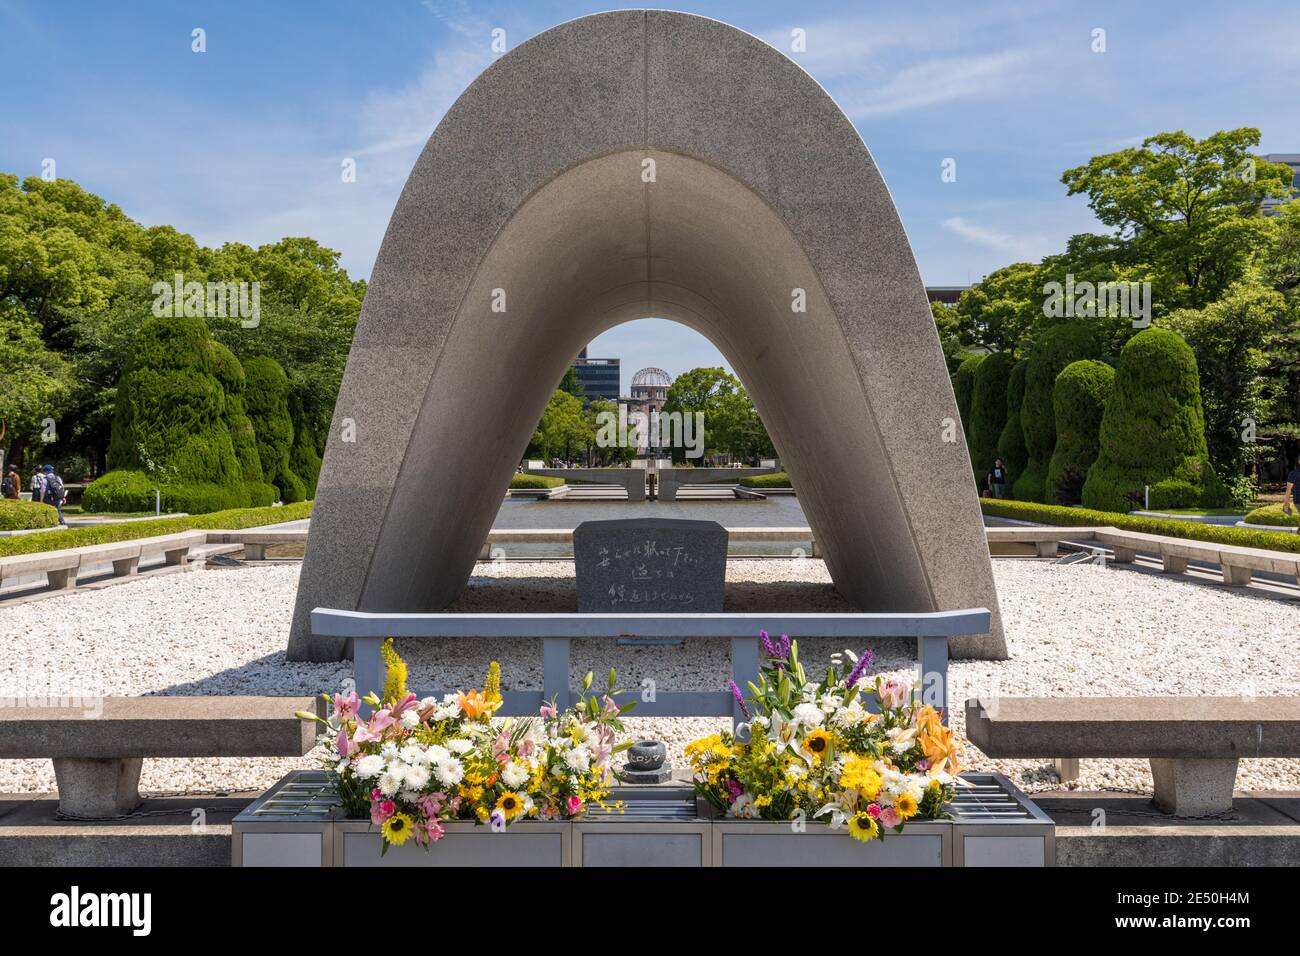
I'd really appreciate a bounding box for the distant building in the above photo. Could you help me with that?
[572,347,620,402]
[622,367,673,460]
[1263,154,1300,216]
[926,286,970,305]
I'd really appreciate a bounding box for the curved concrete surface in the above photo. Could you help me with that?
[289,10,1006,661]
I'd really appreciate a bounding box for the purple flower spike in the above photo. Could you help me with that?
[728,680,751,719]
[845,648,876,689]
[778,634,791,659]
[760,630,774,656]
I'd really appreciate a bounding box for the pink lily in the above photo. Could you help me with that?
[391,693,420,717]
[332,691,360,722]
[539,704,557,719]
[335,727,351,758]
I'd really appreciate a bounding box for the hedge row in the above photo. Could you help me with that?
[0,501,313,558]
[979,497,1300,554]
[0,499,60,531]
[510,474,565,489]
[738,472,792,488]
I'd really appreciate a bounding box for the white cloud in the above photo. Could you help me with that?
[941,216,1047,260]
[836,49,1038,119]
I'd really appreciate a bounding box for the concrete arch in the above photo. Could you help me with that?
[288,10,1006,661]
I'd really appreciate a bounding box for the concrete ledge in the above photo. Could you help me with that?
[1041,791,1300,866]
[0,793,245,867]
[0,696,319,759]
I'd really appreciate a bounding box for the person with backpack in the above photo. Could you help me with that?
[2,464,20,499]
[30,467,46,504]
[40,464,67,525]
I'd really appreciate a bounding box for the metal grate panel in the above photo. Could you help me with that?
[948,773,1046,823]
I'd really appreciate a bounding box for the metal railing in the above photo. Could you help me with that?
[310,608,991,725]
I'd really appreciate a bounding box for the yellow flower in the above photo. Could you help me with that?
[381,812,414,846]
[754,795,772,808]
[847,812,879,843]
[839,758,882,799]
[895,792,919,819]
[496,791,525,821]
[459,784,484,802]
[802,728,832,760]
[475,805,490,823]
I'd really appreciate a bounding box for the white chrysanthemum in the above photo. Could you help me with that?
[425,744,451,765]
[399,708,421,729]
[354,754,385,779]
[404,763,431,790]
[831,703,866,728]
[563,746,590,773]
[377,771,402,796]
[445,738,473,754]
[791,703,824,731]
[399,744,427,765]
[380,742,399,759]
[502,762,530,788]
[435,759,464,787]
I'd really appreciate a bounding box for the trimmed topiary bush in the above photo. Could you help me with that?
[210,341,275,508]
[82,469,156,512]
[1082,328,1228,513]
[1047,360,1114,505]
[88,314,246,514]
[1016,321,1107,502]
[0,499,59,530]
[996,360,1030,494]
[952,354,985,440]
[289,392,322,500]
[243,356,304,504]
[1243,503,1299,527]
[969,351,1014,484]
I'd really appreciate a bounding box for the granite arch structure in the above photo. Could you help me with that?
[288,10,1007,661]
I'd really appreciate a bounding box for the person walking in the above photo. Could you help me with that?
[2,463,20,499]
[988,458,1009,499]
[30,466,46,504]
[1284,453,1300,535]
[40,464,67,525]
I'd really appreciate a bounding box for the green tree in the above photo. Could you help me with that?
[531,389,592,463]
[1162,284,1277,478]
[558,366,584,400]
[243,355,304,503]
[712,385,775,463]
[969,351,1014,485]
[1082,328,1226,511]
[996,360,1030,491]
[1047,360,1114,505]
[662,367,740,459]
[930,301,968,373]
[953,263,1042,353]
[1061,129,1293,309]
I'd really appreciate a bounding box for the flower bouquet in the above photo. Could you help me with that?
[299,640,632,853]
[685,631,966,842]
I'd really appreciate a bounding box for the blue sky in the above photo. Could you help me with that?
[3,0,1297,389]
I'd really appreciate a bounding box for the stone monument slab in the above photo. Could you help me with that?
[573,518,726,613]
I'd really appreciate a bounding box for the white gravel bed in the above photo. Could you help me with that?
[1,559,1298,798]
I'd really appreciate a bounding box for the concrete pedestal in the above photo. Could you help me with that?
[52,757,144,817]
[1150,757,1238,816]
